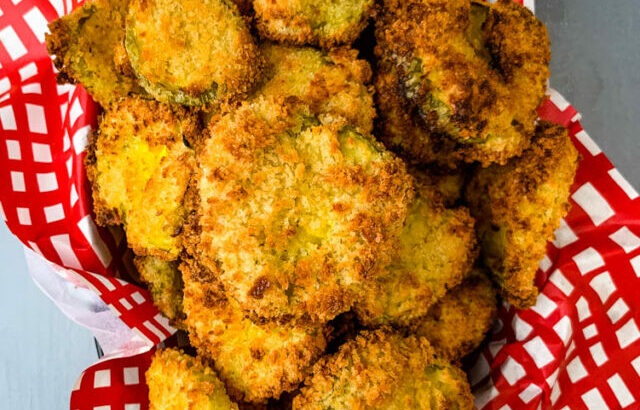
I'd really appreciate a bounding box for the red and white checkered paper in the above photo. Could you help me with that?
[0,0,638,409]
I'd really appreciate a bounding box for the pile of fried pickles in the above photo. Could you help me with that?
[46,0,579,408]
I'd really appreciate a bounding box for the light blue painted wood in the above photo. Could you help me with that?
[0,223,97,410]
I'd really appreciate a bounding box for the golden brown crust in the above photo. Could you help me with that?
[411,270,497,361]
[187,96,414,323]
[147,348,238,410]
[180,257,327,404]
[375,0,550,166]
[46,0,144,106]
[255,43,375,134]
[134,256,185,325]
[253,0,375,48]
[293,329,474,409]
[466,121,580,308]
[86,97,197,260]
[354,179,478,327]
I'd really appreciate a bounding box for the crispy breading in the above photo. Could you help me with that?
[147,348,238,410]
[253,0,375,48]
[86,97,197,260]
[46,0,144,106]
[411,270,497,361]
[125,0,263,105]
[355,181,477,327]
[256,43,375,133]
[375,0,550,166]
[187,96,414,323]
[466,121,579,308]
[180,257,327,404]
[293,329,474,409]
[409,166,467,208]
[134,256,184,323]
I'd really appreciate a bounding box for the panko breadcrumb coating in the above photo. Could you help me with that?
[86,97,197,260]
[466,121,579,308]
[375,0,550,166]
[147,348,238,410]
[409,166,467,207]
[187,96,413,323]
[355,181,477,327]
[180,258,327,404]
[256,43,375,133]
[125,0,263,105]
[46,0,144,106]
[293,329,474,409]
[253,0,375,48]
[412,270,497,361]
[134,256,184,323]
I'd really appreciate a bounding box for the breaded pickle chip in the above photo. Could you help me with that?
[294,329,474,409]
[254,0,375,48]
[134,256,184,322]
[147,348,238,410]
[188,96,413,323]
[355,181,477,327]
[466,121,579,308]
[256,43,375,133]
[46,0,143,106]
[376,0,550,166]
[181,258,327,404]
[412,271,497,361]
[125,0,262,105]
[410,166,467,207]
[86,97,197,260]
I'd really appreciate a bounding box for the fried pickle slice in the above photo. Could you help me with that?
[256,43,375,133]
[466,121,579,308]
[253,0,375,48]
[46,0,144,106]
[409,166,467,208]
[375,0,550,166]
[125,0,262,105]
[411,270,497,361]
[134,256,184,323]
[86,97,197,260]
[188,96,413,323]
[293,329,474,409]
[181,258,327,404]
[147,348,238,410]
[354,181,477,327]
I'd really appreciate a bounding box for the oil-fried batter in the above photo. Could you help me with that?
[409,166,467,208]
[256,43,375,133]
[147,348,238,410]
[253,0,375,48]
[375,0,550,166]
[411,270,497,361]
[181,258,327,404]
[86,97,197,260]
[125,0,262,105]
[466,121,579,308]
[293,329,474,409]
[355,181,477,327]
[188,96,413,323]
[46,0,144,106]
[134,256,184,323]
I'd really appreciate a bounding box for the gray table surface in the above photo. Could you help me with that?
[1,1,639,409]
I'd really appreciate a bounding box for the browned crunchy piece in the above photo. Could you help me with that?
[147,348,238,410]
[409,166,468,207]
[294,329,474,409]
[375,0,550,166]
[255,43,376,133]
[86,97,197,260]
[180,257,327,404]
[186,96,414,324]
[411,270,498,361]
[134,256,184,323]
[46,0,144,106]
[125,0,263,105]
[355,180,477,327]
[466,121,579,308]
[253,0,375,48]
